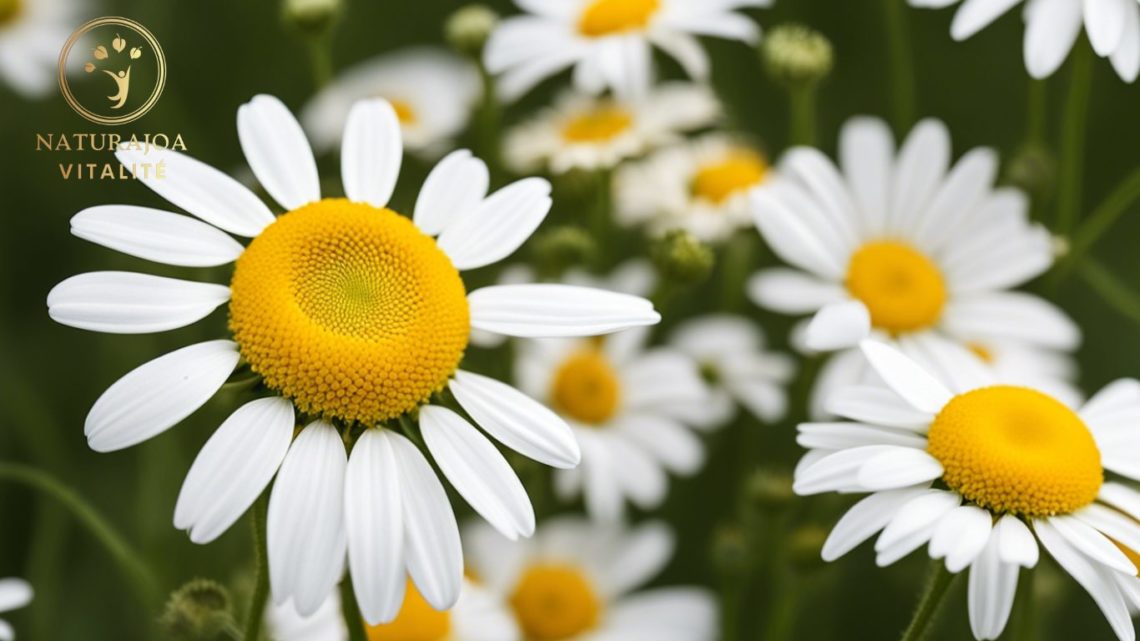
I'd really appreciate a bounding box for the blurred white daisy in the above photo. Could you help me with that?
[668,314,796,428]
[0,578,32,640]
[0,0,77,97]
[301,47,481,155]
[47,95,661,621]
[909,0,1140,81]
[504,82,720,174]
[616,135,771,243]
[465,518,718,641]
[748,116,1078,417]
[484,0,769,101]
[797,340,1140,641]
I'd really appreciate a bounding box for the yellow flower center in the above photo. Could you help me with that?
[550,348,621,424]
[561,105,634,144]
[511,564,602,641]
[927,386,1102,517]
[229,199,469,424]
[388,98,418,125]
[845,241,947,333]
[691,151,768,204]
[367,581,451,641]
[0,0,21,25]
[578,0,660,37]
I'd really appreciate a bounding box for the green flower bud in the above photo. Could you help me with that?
[650,229,714,285]
[1005,143,1057,201]
[282,0,341,35]
[762,24,834,88]
[529,226,599,274]
[787,525,830,571]
[745,469,795,513]
[445,4,499,58]
[159,579,234,641]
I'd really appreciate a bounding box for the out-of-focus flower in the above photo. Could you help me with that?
[909,0,1140,82]
[616,135,771,243]
[0,578,32,640]
[484,0,771,101]
[282,0,341,34]
[761,23,833,88]
[159,580,233,641]
[748,116,1079,417]
[465,518,718,641]
[445,4,499,57]
[504,82,720,174]
[0,0,79,97]
[649,229,714,285]
[797,339,1140,641]
[47,95,661,623]
[302,48,481,156]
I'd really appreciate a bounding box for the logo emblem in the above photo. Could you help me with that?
[58,17,166,126]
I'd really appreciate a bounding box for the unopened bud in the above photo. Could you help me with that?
[282,0,341,35]
[787,525,830,571]
[745,469,795,512]
[159,579,233,641]
[445,4,499,58]
[650,229,714,285]
[1006,143,1057,200]
[762,24,834,88]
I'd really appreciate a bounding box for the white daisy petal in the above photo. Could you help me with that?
[968,535,1020,640]
[995,514,1039,568]
[1074,504,1140,560]
[437,178,552,270]
[839,116,894,236]
[794,445,905,495]
[341,99,403,209]
[649,30,710,79]
[70,206,245,267]
[889,119,950,235]
[1081,379,1140,426]
[805,300,872,351]
[1110,4,1140,82]
[48,272,230,334]
[468,284,660,337]
[825,385,934,430]
[875,490,961,552]
[751,186,846,280]
[951,0,1023,40]
[928,505,993,573]
[821,487,930,561]
[859,340,954,414]
[238,94,321,210]
[1047,515,1137,575]
[596,521,674,597]
[1084,0,1128,56]
[856,447,944,491]
[414,150,489,236]
[174,397,294,544]
[0,579,32,613]
[1099,483,1140,523]
[616,414,705,475]
[1023,0,1084,79]
[85,340,240,452]
[0,619,12,641]
[941,292,1080,350]
[746,268,847,314]
[797,422,928,450]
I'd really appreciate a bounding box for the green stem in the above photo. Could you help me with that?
[0,462,160,610]
[1063,168,1140,272]
[719,573,742,641]
[720,234,755,312]
[1013,568,1036,641]
[882,0,917,132]
[788,84,818,147]
[1026,79,1047,145]
[1055,40,1092,236]
[242,493,270,641]
[1079,258,1140,325]
[476,63,503,180]
[899,562,957,641]
[591,168,614,263]
[340,579,369,641]
[762,573,800,641]
[306,34,334,89]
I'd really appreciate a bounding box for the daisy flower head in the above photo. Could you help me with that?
[484,0,769,101]
[748,116,1079,417]
[909,0,1140,81]
[503,82,720,175]
[47,94,662,622]
[0,0,78,97]
[797,339,1140,641]
[0,578,32,640]
[465,518,717,641]
[616,134,772,243]
[301,47,481,156]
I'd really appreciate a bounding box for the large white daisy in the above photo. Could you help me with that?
[748,116,1079,417]
[46,94,661,621]
[484,0,768,101]
[910,0,1140,81]
[0,0,77,97]
[797,340,1140,641]
[0,578,32,641]
[465,518,718,641]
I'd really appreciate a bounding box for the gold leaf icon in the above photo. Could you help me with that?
[130,47,142,60]
[112,34,126,53]
[93,45,108,60]
[84,62,95,73]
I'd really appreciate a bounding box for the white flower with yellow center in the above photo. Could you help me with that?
[616,135,771,243]
[910,0,1140,81]
[465,518,717,641]
[302,47,481,156]
[0,578,32,640]
[484,0,769,101]
[504,82,720,174]
[798,340,1140,641]
[748,116,1079,417]
[46,94,661,622]
[0,0,77,97]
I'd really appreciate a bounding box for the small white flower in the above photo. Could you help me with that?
[0,0,79,97]
[0,578,32,640]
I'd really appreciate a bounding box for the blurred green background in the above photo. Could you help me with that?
[1,0,1139,639]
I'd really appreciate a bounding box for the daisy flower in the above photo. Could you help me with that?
[0,0,77,97]
[465,518,718,641]
[668,314,796,428]
[301,47,481,155]
[909,0,1140,81]
[748,116,1078,417]
[616,135,772,243]
[504,82,720,174]
[797,340,1140,641]
[484,0,769,101]
[46,94,661,621]
[0,578,32,640]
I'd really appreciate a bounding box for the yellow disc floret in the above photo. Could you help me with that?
[691,151,768,204]
[387,98,418,125]
[229,199,469,424]
[550,348,622,425]
[562,104,634,144]
[845,240,947,333]
[511,564,602,640]
[367,580,451,641]
[578,0,659,37]
[927,386,1102,517]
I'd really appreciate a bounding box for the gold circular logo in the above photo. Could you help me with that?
[58,17,166,126]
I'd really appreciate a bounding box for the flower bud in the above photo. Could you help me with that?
[445,4,499,58]
[650,229,714,286]
[1005,143,1056,201]
[113,34,126,53]
[282,0,342,35]
[159,579,234,641]
[762,24,834,89]
[93,45,108,60]
[745,469,795,513]
[529,226,598,274]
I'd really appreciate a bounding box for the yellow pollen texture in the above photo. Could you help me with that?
[561,105,634,143]
[367,580,451,641]
[691,151,768,204]
[578,0,660,37]
[511,564,602,641]
[926,386,1102,517]
[550,348,621,425]
[229,199,469,424]
[845,240,947,333]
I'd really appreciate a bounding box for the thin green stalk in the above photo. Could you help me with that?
[1064,168,1140,271]
[899,562,957,641]
[1013,568,1036,641]
[476,63,503,180]
[1079,258,1140,325]
[762,573,800,641]
[720,234,755,312]
[307,34,334,89]
[340,579,369,641]
[591,168,614,262]
[0,462,160,610]
[1055,40,1092,236]
[242,493,270,641]
[719,573,743,641]
[882,0,917,132]
[789,85,818,147]
[1026,79,1047,145]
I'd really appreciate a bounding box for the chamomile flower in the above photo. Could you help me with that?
[748,116,1078,417]
[797,340,1140,641]
[909,0,1140,81]
[302,47,481,155]
[465,518,718,641]
[0,578,32,640]
[616,135,772,243]
[0,0,77,97]
[484,0,769,101]
[47,95,661,621]
[504,82,720,174]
